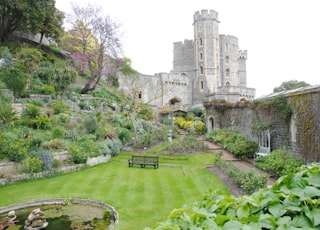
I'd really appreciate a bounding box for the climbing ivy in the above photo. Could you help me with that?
[289,93,320,161]
[251,96,292,121]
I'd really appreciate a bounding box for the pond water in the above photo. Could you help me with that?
[0,203,113,230]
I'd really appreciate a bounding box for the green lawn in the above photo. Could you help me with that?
[0,152,229,229]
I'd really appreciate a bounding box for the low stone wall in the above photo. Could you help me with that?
[87,154,111,166]
[0,198,119,229]
[52,151,71,162]
[0,153,111,185]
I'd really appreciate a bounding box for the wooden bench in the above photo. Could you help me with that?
[255,146,270,157]
[128,155,159,169]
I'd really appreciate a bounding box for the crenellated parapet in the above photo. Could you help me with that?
[239,50,247,60]
[193,9,219,22]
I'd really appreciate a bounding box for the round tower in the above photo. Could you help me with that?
[238,50,247,87]
[219,35,240,87]
[193,9,220,102]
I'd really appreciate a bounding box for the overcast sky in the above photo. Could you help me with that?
[55,0,320,97]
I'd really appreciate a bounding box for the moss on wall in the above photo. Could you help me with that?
[289,93,320,162]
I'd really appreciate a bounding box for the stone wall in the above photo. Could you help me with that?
[205,86,320,162]
[205,104,291,151]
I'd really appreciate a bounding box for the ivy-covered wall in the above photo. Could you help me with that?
[204,87,320,162]
[288,89,320,162]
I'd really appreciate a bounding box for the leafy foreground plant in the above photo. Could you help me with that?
[146,163,320,229]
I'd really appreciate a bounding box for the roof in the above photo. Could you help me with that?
[255,84,320,100]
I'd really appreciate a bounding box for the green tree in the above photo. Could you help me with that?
[37,0,64,44]
[0,0,63,44]
[273,80,310,93]
[50,65,78,99]
[1,67,27,102]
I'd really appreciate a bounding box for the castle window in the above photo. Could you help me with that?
[225,56,229,64]
[226,68,230,77]
[225,81,230,87]
[200,52,203,60]
[138,91,142,99]
[200,66,204,74]
[200,38,203,46]
[200,81,204,89]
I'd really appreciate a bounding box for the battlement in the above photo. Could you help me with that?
[194,9,219,22]
[219,34,238,45]
[239,50,247,59]
[173,39,193,46]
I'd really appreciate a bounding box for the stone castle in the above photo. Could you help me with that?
[119,9,256,111]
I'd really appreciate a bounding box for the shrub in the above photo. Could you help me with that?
[255,149,304,178]
[0,132,29,162]
[138,105,153,121]
[96,141,111,156]
[29,99,44,107]
[138,133,152,147]
[207,128,258,159]
[52,127,65,139]
[63,130,79,141]
[36,151,54,172]
[231,140,258,159]
[79,138,96,157]
[167,133,208,153]
[0,97,17,125]
[49,100,68,114]
[83,113,98,134]
[29,137,43,150]
[21,104,50,129]
[69,145,87,164]
[23,156,43,173]
[193,120,207,134]
[117,127,132,144]
[107,139,122,156]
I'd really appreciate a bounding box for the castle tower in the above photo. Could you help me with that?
[238,50,247,87]
[193,9,220,103]
[219,35,240,87]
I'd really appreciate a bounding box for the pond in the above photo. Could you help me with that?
[0,198,118,230]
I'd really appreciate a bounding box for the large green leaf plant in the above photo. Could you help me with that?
[147,163,320,229]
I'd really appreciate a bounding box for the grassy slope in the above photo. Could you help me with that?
[0,152,229,229]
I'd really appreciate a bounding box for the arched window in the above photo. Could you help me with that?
[225,81,230,87]
[208,117,214,132]
[200,38,203,46]
[200,52,203,60]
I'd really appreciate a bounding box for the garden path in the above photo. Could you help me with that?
[178,129,276,187]
[201,138,276,186]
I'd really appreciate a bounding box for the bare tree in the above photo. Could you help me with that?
[119,58,177,142]
[64,3,122,93]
